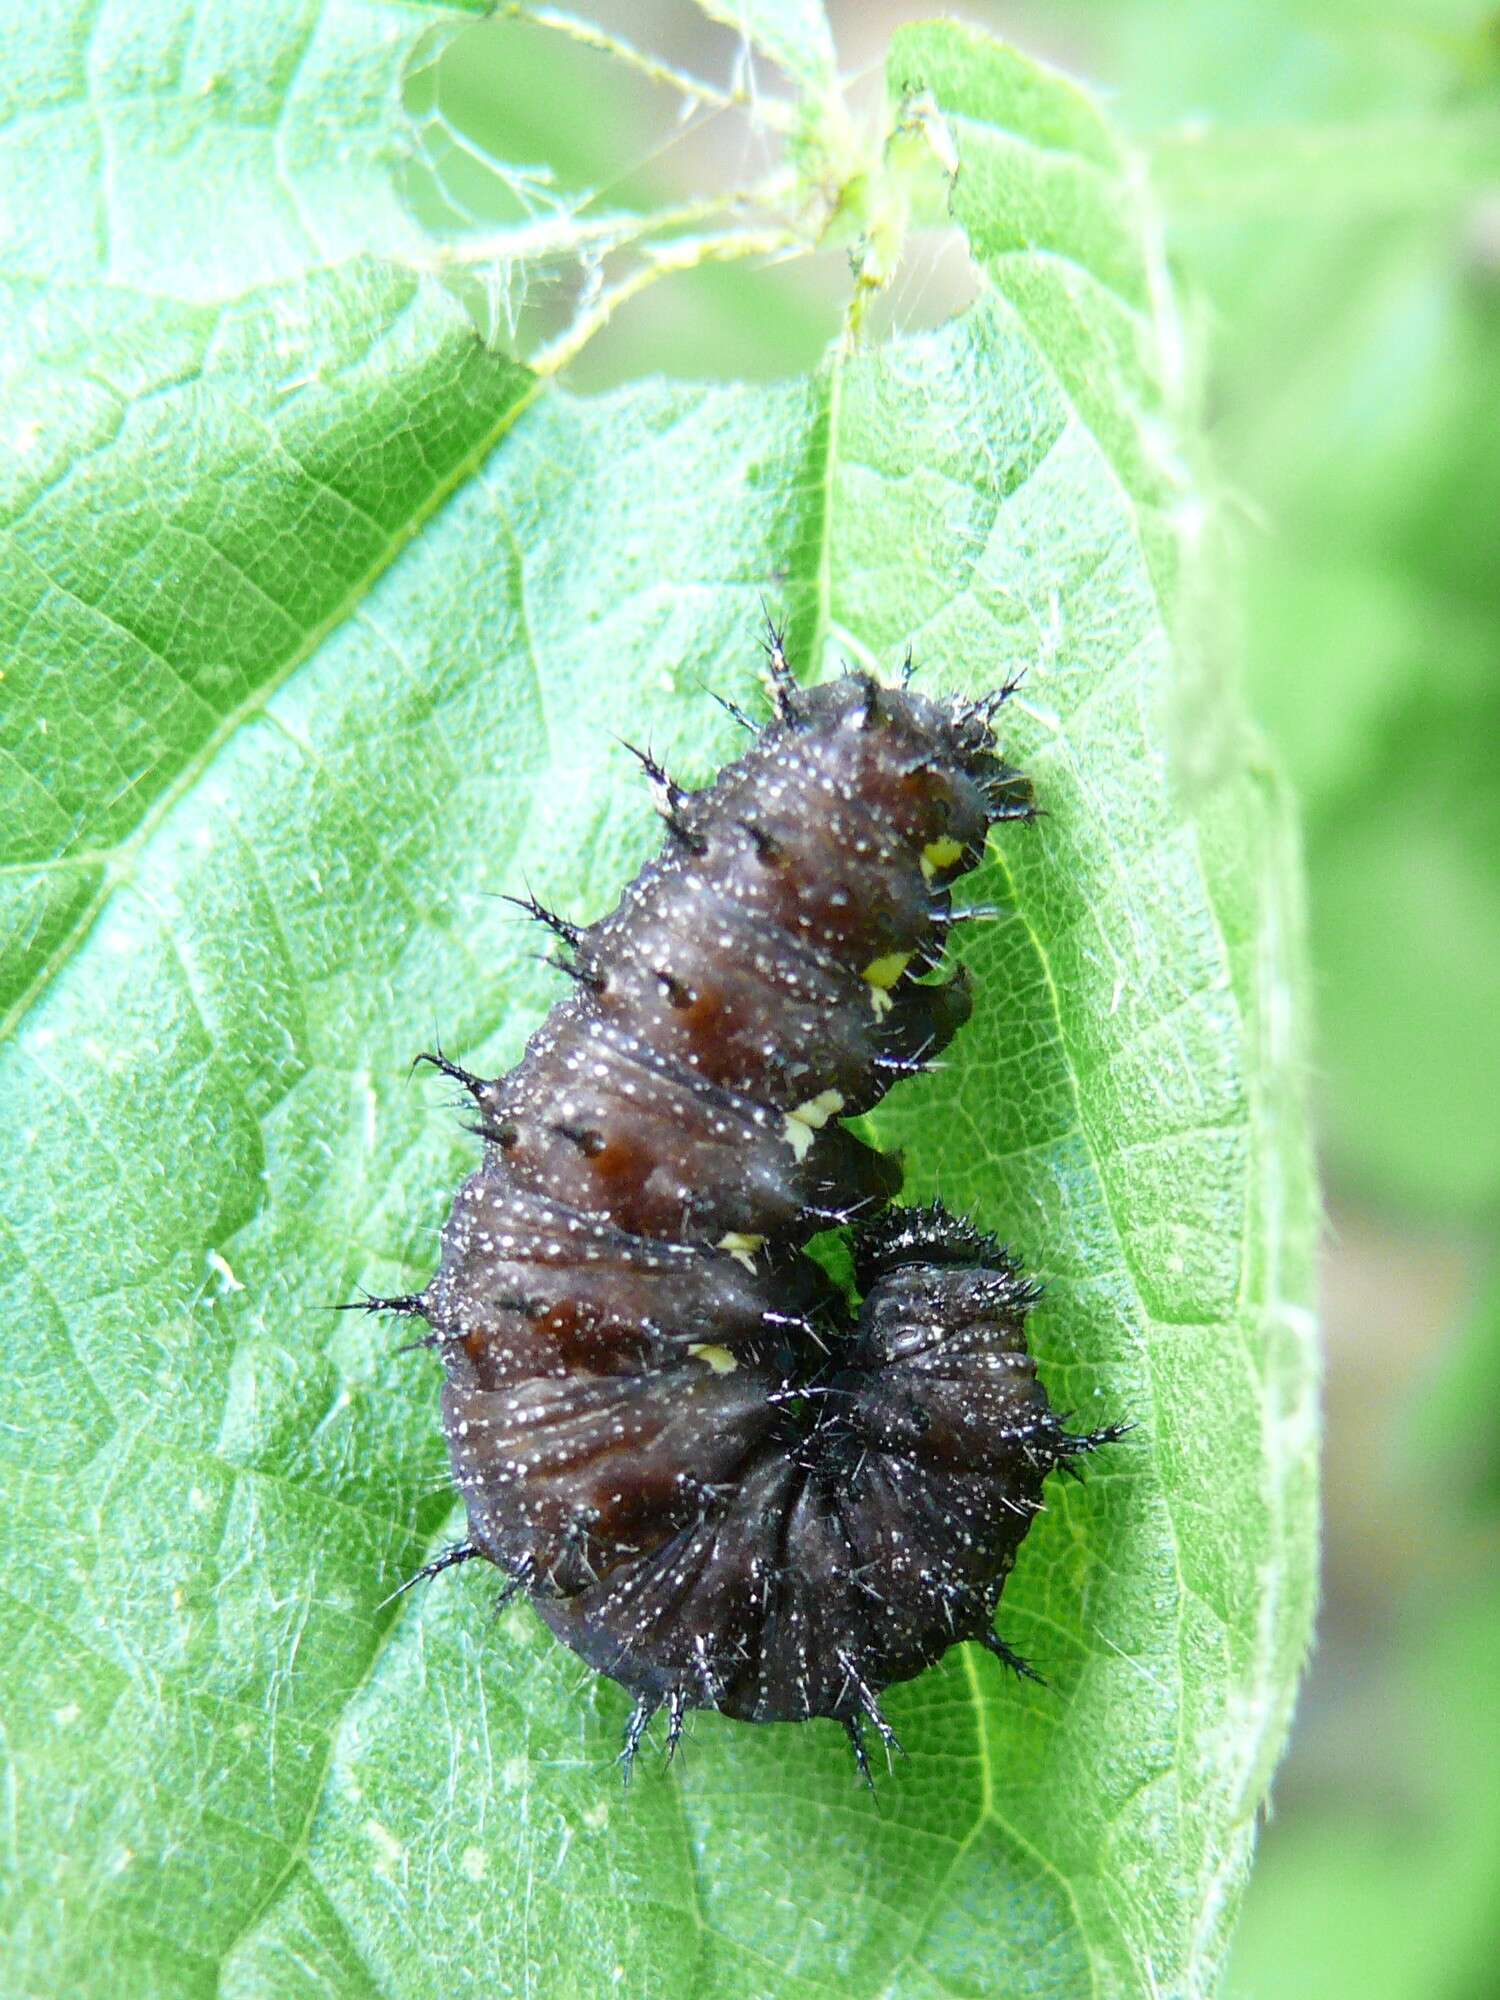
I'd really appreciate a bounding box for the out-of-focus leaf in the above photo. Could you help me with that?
[1211,219,1500,1215]
[1151,108,1500,220]
[1056,0,1500,1216]
[1227,1577,1500,2000]
[1408,1265,1500,1510]
[1227,1274,1500,2000]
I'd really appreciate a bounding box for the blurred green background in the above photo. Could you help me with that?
[405,3,1500,1992]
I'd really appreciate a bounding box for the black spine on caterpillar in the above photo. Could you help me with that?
[369,641,1120,1775]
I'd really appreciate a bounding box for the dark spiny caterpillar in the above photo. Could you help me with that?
[348,622,1123,1781]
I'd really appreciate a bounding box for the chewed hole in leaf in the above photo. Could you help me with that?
[394,4,981,381]
[400,8,806,362]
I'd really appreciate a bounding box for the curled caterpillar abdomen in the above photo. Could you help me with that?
[532,1205,1119,1769]
[352,627,1122,1779]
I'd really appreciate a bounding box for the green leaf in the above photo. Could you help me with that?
[0,265,536,1026]
[0,0,484,299]
[1,9,1316,1998]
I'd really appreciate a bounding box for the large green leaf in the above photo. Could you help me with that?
[0,7,1317,1997]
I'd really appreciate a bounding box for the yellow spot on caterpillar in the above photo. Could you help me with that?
[920,836,965,881]
[863,952,910,1018]
[862,951,911,990]
[717,1231,765,1272]
[688,1343,739,1375]
[781,1088,845,1161]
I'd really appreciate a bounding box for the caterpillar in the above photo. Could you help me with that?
[347,623,1122,1781]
